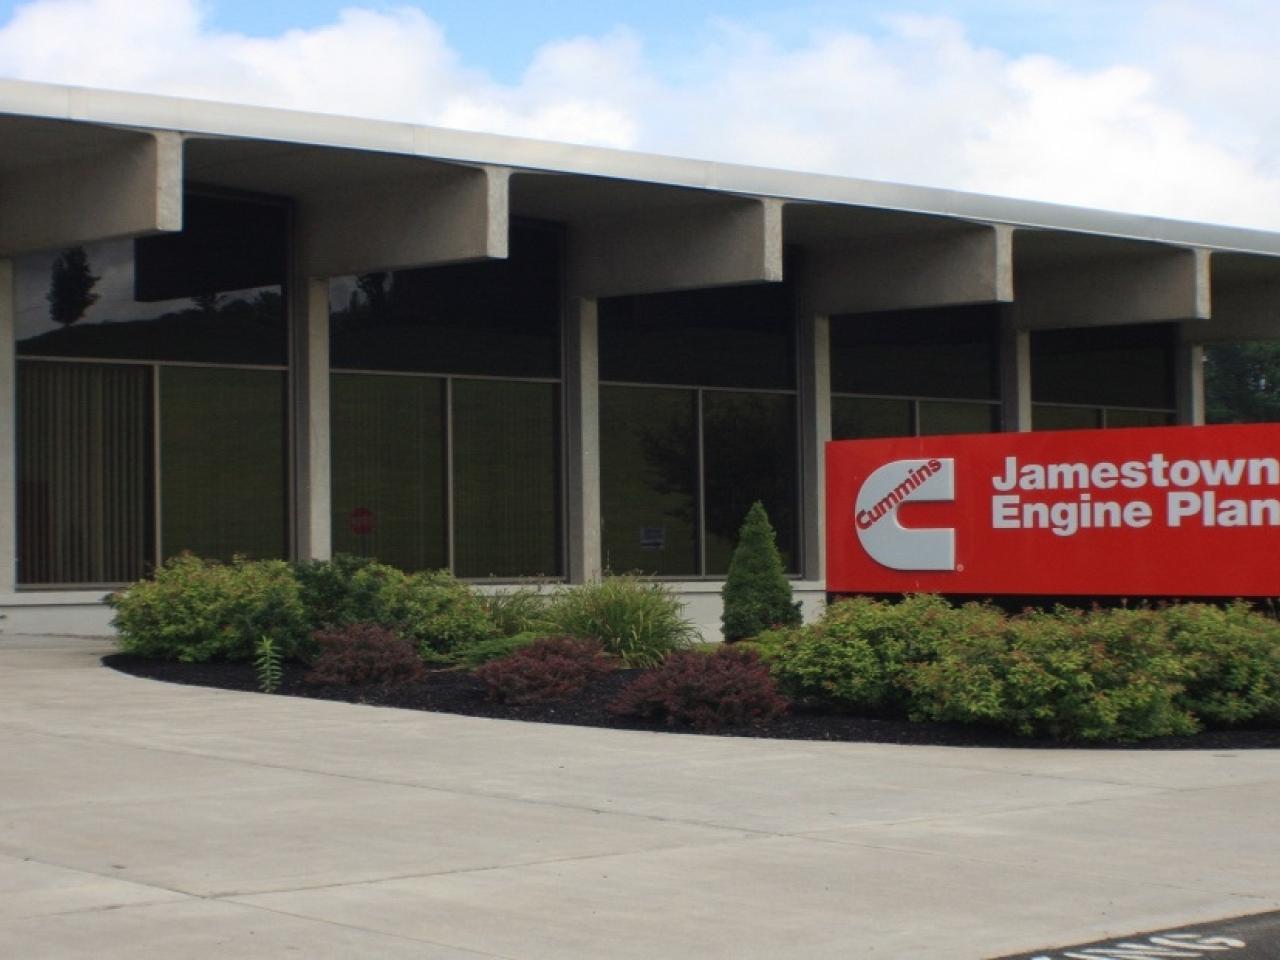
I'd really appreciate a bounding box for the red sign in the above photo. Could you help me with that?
[827,424,1280,596]
[348,506,376,536]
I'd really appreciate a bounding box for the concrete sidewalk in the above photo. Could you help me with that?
[2,635,1278,960]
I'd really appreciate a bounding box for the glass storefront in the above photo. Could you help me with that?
[598,282,799,576]
[829,304,1002,442]
[328,221,564,578]
[14,190,289,584]
[1031,324,1176,430]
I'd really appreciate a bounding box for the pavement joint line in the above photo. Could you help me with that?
[211,830,787,898]
[0,724,797,838]
[215,897,522,960]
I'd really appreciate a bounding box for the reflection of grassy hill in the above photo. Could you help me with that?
[17,301,285,365]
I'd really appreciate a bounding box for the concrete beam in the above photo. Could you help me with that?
[564,297,602,584]
[0,131,181,256]
[298,165,509,278]
[567,197,782,298]
[1186,253,1280,343]
[1014,240,1209,330]
[804,224,1013,315]
[0,260,14,591]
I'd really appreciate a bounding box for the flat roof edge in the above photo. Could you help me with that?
[4,77,1280,257]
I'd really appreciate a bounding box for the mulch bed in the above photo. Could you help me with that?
[103,653,1280,751]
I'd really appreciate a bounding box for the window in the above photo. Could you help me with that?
[599,282,799,576]
[830,305,1002,441]
[328,222,564,578]
[14,190,290,584]
[1031,324,1176,430]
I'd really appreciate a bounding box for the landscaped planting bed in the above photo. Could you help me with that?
[103,553,1280,749]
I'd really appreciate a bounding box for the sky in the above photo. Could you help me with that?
[0,0,1278,230]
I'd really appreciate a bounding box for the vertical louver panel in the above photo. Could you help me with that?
[17,361,152,585]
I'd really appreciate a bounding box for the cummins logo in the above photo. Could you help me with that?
[854,458,956,570]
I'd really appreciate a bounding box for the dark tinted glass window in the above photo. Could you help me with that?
[600,386,699,576]
[15,193,287,365]
[452,379,561,578]
[17,361,153,584]
[159,367,288,561]
[830,305,1000,399]
[703,391,797,574]
[329,223,561,378]
[918,400,1001,436]
[1031,324,1174,408]
[1032,404,1101,431]
[599,282,795,389]
[330,374,448,571]
[831,396,912,440]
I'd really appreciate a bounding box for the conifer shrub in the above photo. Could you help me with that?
[474,636,617,704]
[110,554,307,662]
[449,631,545,669]
[543,576,698,667]
[609,646,788,730]
[720,501,801,641]
[304,623,424,687]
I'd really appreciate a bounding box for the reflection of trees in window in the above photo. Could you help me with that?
[1206,341,1280,423]
[47,247,99,326]
[629,390,796,574]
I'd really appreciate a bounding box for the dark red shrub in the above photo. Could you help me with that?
[609,646,788,731]
[474,636,616,704]
[305,622,424,686]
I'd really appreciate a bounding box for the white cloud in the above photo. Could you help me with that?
[2,0,1279,229]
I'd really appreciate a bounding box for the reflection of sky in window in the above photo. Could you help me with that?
[15,239,265,341]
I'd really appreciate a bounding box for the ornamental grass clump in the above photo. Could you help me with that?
[543,576,698,667]
[609,646,788,730]
[721,501,801,642]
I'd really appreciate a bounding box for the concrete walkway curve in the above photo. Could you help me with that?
[2,635,1279,959]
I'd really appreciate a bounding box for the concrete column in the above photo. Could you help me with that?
[564,297,601,583]
[0,260,14,591]
[292,277,331,562]
[1175,342,1206,425]
[1000,308,1032,432]
[798,311,830,581]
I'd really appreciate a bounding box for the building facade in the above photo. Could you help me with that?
[2,80,1279,636]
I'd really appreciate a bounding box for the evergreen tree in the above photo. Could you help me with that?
[46,246,100,326]
[721,501,801,641]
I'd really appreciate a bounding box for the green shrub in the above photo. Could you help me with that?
[371,569,497,656]
[483,586,551,636]
[449,631,546,669]
[609,646,788,730]
[305,623,424,687]
[544,576,699,667]
[292,554,386,631]
[721,501,802,641]
[109,554,307,663]
[766,594,967,711]
[1165,601,1280,726]
[474,636,616,704]
[905,606,1197,741]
